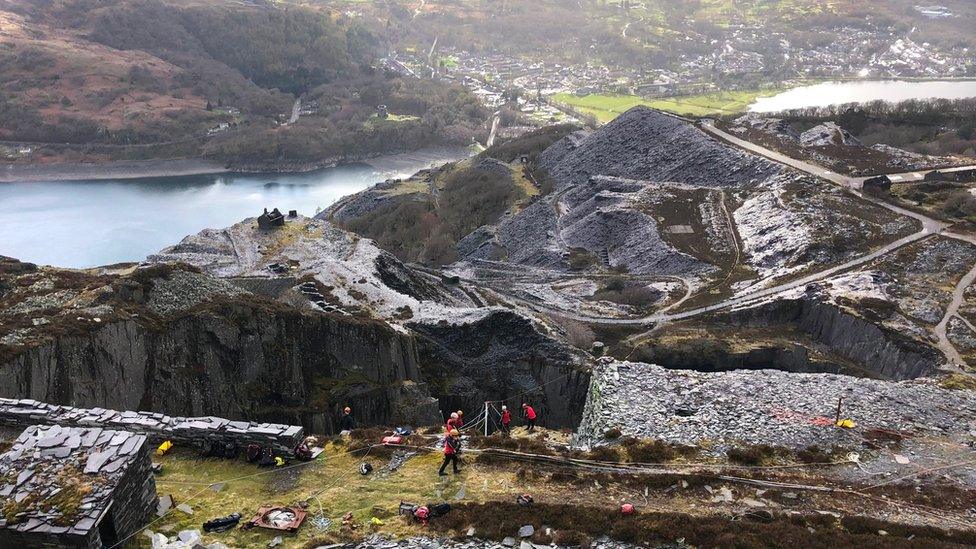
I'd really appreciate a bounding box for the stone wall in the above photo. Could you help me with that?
[0,398,304,456]
[107,440,157,548]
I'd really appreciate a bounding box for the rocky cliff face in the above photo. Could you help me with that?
[719,295,941,380]
[410,310,592,428]
[0,258,441,433]
[1,305,442,431]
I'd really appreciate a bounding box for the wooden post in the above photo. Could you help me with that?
[835,397,843,424]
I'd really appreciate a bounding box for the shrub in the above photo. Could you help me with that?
[942,189,976,218]
[586,445,620,462]
[623,439,692,463]
[727,444,780,466]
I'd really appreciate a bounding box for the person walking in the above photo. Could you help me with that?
[456,410,465,429]
[500,405,512,435]
[522,403,537,432]
[438,428,462,475]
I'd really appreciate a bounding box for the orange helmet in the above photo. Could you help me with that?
[449,429,459,436]
[457,410,464,416]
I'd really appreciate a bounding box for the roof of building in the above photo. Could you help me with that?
[0,425,147,537]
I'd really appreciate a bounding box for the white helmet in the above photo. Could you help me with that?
[501,405,507,410]
[450,412,458,419]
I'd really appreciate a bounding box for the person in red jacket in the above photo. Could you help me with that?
[500,405,512,435]
[522,403,537,432]
[438,428,462,475]
[455,410,465,429]
[445,412,459,432]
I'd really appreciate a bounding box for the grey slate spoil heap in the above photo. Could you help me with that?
[0,425,157,549]
[576,359,976,451]
[0,398,304,457]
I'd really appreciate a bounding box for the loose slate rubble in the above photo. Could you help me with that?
[576,359,976,451]
[314,534,644,549]
[0,398,303,457]
[0,425,157,548]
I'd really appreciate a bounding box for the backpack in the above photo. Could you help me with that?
[294,444,313,461]
[359,462,373,475]
[245,443,262,463]
[428,503,452,517]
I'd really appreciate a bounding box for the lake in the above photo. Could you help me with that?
[0,148,468,268]
[750,80,976,113]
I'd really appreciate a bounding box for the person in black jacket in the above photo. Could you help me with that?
[339,406,355,432]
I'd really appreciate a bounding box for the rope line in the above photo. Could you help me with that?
[108,485,211,549]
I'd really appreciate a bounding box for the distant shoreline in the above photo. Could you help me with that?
[0,158,230,183]
[0,146,471,183]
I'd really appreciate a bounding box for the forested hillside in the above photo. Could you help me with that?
[0,0,486,166]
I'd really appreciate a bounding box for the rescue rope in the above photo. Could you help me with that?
[862,456,976,490]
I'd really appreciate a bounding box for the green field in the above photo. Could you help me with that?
[552,89,784,122]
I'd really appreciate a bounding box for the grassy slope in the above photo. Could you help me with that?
[144,434,577,548]
[553,89,785,121]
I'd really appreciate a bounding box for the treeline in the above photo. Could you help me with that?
[204,74,488,165]
[776,98,976,129]
[774,97,976,157]
[342,165,522,265]
[58,0,376,95]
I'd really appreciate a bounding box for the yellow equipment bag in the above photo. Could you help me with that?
[835,419,856,429]
[156,440,173,455]
[274,456,285,467]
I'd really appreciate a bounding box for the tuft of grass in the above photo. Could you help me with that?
[940,373,976,391]
[621,437,697,463]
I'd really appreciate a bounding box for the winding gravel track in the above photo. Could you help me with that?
[701,121,976,368]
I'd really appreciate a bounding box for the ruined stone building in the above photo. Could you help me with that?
[257,207,285,230]
[0,425,157,548]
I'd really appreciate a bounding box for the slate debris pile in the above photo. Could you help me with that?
[577,359,976,450]
[472,107,785,271]
[316,534,644,549]
[0,398,304,457]
[538,107,783,191]
[0,425,156,548]
[799,122,862,147]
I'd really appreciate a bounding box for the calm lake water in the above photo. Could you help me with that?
[750,80,976,112]
[0,148,468,268]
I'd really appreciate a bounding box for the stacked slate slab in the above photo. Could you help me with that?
[0,425,157,549]
[0,398,304,457]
